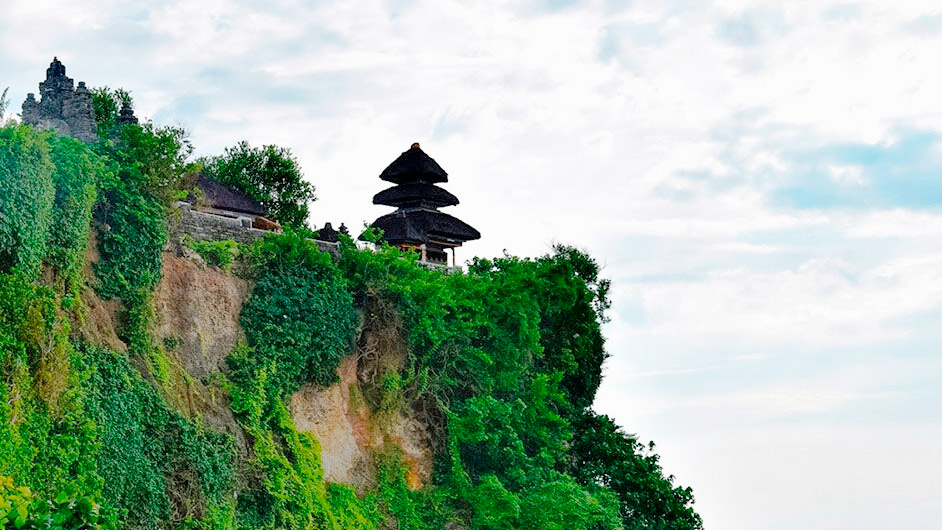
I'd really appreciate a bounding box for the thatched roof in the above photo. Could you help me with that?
[373,183,459,208]
[379,143,448,184]
[370,208,480,246]
[191,176,267,216]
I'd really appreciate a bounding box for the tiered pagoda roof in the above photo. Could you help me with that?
[373,182,459,209]
[378,144,448,184]
[369,143,480,255]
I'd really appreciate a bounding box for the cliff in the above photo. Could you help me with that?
[0,121,701,530]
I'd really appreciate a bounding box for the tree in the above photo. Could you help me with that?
[200,141,316,228]
[468,245,611,411]
[568,411,703,530]
[90,86,132,138]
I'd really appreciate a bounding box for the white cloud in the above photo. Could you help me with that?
[624,255,942,345]
[843,209,942,238]
[828,164,864,185]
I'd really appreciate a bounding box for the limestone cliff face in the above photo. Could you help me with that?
[146,250,433,492]
[289,347,434,492]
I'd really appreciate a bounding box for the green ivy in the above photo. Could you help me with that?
[78,345,236,530]
[0,125,55,279]
[46,135,102,295]
[232,232,358,397]
[0,475,116,530]
[375,452,449,530]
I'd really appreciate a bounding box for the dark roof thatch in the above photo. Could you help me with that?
[369,209,481,245]
[373,183,459,208]
[191,176,267,216]
[379,143,448,184]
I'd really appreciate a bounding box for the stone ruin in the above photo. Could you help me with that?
[21,57,98,142]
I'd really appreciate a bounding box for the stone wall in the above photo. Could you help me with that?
[171,202,340,255]
[173,202,269,244]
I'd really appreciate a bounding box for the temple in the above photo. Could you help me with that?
[368,143,480,267]
[21,57,98,142]
[117,100,139,126]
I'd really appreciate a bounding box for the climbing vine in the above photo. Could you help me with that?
[0,125,55,279]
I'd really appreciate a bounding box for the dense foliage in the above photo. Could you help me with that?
[47,135,101,296]
[90,87,131,139]
[0,475,114,530]
[231,232,358,396]
[337,240,702,530]
[200,141,316,229]
[0,112,700,530]
[90,96,192,368]
[0,125,55,279]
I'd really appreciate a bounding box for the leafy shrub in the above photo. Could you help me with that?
[517,478,622,530]
[78,345,235,530]
[375,453,450,530]
[186,238,239,270]
[0,475,116,530]
[569,411,703,530]
[93,166,167,303]
[46,135,102,294]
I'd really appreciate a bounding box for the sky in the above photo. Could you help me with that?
[2,1,941,528]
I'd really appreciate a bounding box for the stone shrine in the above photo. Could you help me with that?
[21,57,98,142]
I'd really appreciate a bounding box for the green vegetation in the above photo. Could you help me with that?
[90,87,131,139]
[337,240,701,530]
[200,141,316,229]
[232,232,358,396]
[0,475,115,530]
[0,125,55,279]
[185,238,239,270]
[90,93,192,370]
[0,93,700,529]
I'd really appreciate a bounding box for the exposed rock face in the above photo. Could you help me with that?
[154,253,251,379]
[78,228,127,352]
[22,57,98,142]
[290,358,435,493]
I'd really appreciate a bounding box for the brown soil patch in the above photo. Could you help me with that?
[154,253,249,379]
[76,228,126,352]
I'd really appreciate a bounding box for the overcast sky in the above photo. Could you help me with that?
[3,1,942,529]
